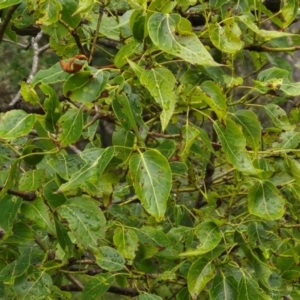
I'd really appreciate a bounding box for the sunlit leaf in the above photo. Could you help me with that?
[248,180,285,220]
[129,150,172,221]
[96,246,125,271]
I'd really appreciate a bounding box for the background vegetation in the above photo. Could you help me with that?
[1,0,300,299]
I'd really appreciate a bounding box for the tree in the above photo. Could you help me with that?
[0,0,300,299]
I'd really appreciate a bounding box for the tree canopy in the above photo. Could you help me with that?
[1,0,300,299]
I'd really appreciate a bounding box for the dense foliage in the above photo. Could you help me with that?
[1,0,300,299]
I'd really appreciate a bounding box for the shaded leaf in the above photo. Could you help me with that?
[209,275,238,300]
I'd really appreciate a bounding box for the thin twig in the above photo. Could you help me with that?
[89,7,104,63]
[0,4,21,43]
[9,31,44,106]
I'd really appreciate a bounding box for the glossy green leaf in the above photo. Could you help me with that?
[57,197,106,248]
[82,273,115,300]
[20,81,40,105]
[129,149,172,221]
[209,275,238,300]
[156,139,176,159]
[148,13,218,66]
[43,179,67,209]
[19,169,46,191]
[140,67,177,130]
[0,195,22,237]
[14,271,52,299]
[209,21,243,54]
[63,70,109,103]
[31,62,71,86]
[248,180,285,220]
[57,147,114,192]
[0,248,32,283]
[187,258,215,298]
[0,110,36,140]
[231,110,261,152]
[213,119,257,174]
[265,104,294,130]
[200,81,227,120]
[280,77,300,96]
[57,107,83,147]
[96,246,126,271]
[112,127,134,161]
[113,227,139,261]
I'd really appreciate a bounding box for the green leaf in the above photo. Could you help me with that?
[237,273,264,300]
[96,246,126,271]
[129,149,172,221]
[200,81,227,120]
[57,197,106,248]
[213,119,257,174]
[281,0,298,28]
[237,15,296,41]
[231,110,261,152]
[209,275,238,300]
[57,147,114,193]
[40,84,62,131]
[0,0,22,9]
[63,69,109,103]
[0,110,36,140]
[22,145,44,166]
[280,77,300,96]
[148,13,218,66]
[54,218,73,256]
[180,221,222,256]
[265,104,295,131]
[57,107,83,147]
[31,62,71,86]
[82,273,115,300]
[19,169,46,191]
[43,179,67,209]
[187,258,215,298]
[112,92,139,134]
[179,125,200,161]
[139,293,163,300]
[248,180,285,220]
[286,158,300,185]
[112,127,134,161]
[209,21,243,54]
[0,195,22,238]
[114,41,143,68]
[14,271,52,299]
[72,0,95,15]
[140,67,177,130]
[272,131,300,149]
[156,139,176,159]
[20,81,40,105]
[113,227,139,261]
[0,248,32,283]
[21,198,54,232]
[36,0,62,26]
